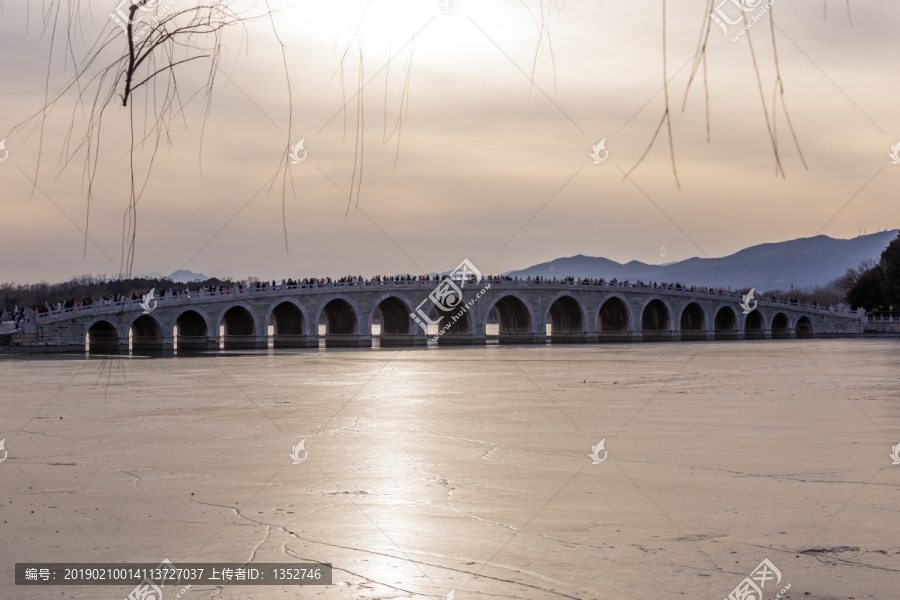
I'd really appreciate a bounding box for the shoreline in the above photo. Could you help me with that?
[1,332,898,357]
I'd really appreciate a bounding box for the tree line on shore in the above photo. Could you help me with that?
[845,232,900,312]
[0,275,235,316]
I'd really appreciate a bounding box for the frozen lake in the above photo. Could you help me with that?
[1,339,899,599]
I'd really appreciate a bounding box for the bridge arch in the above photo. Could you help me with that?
[427,295,473,339]
[485,293,535,343]
[713,305,738,340]
[368,293,414,336]
[266,299,310,347]
[84,318,120,353]
[796,315,813,338]
[545,293,587,342]
[744,309,765,339]
[173,307,212,350]
[640,297,673,341]
[598,294,634,341]
[129,312,166,352]
[771,312,791,339]
[317,295,364,346]
[217,302,261,349]
[129,312,165,334]
[679,302,707,341]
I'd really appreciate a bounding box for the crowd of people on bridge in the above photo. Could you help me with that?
[21,273,831,326]
[18,274,741,316]
[30,293,136,314]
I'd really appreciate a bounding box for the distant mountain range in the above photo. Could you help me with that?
[505,230,898,292]
[143,269,208,283]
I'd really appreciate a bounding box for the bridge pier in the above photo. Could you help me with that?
[87,337,129,354]
[549,332,588,344]
[597,331,639,343]
[713,329,740,341]
[437,332,486,345]
[325,333,372,348]
[642,331,676,342]
[222,335,268,350]
[379,333,426,347]
[176,335,217,351]
[498,332,545,344]
[132,334,174,355]
[771,328,795,340]
[273,334,318,349]
[679,329,712,342]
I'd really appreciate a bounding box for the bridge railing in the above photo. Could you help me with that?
[868,312,899,323]
[25,277,859,323]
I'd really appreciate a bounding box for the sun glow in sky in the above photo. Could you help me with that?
[0,0,898,283]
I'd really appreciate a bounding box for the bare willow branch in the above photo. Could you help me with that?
[744,14,786,178]
[624,0,680,188]
[769,8,807,171]
[12,0,285,278]
[346,48,365,219]
[638,0,814,183]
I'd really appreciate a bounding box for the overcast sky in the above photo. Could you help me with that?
[1,0,898,284]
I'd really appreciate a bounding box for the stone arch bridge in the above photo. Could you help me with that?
[14,278,862,352]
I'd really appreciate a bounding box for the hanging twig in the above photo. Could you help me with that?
[13,1,279,278]
[624,0,680,188]
[769,8,807,171]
